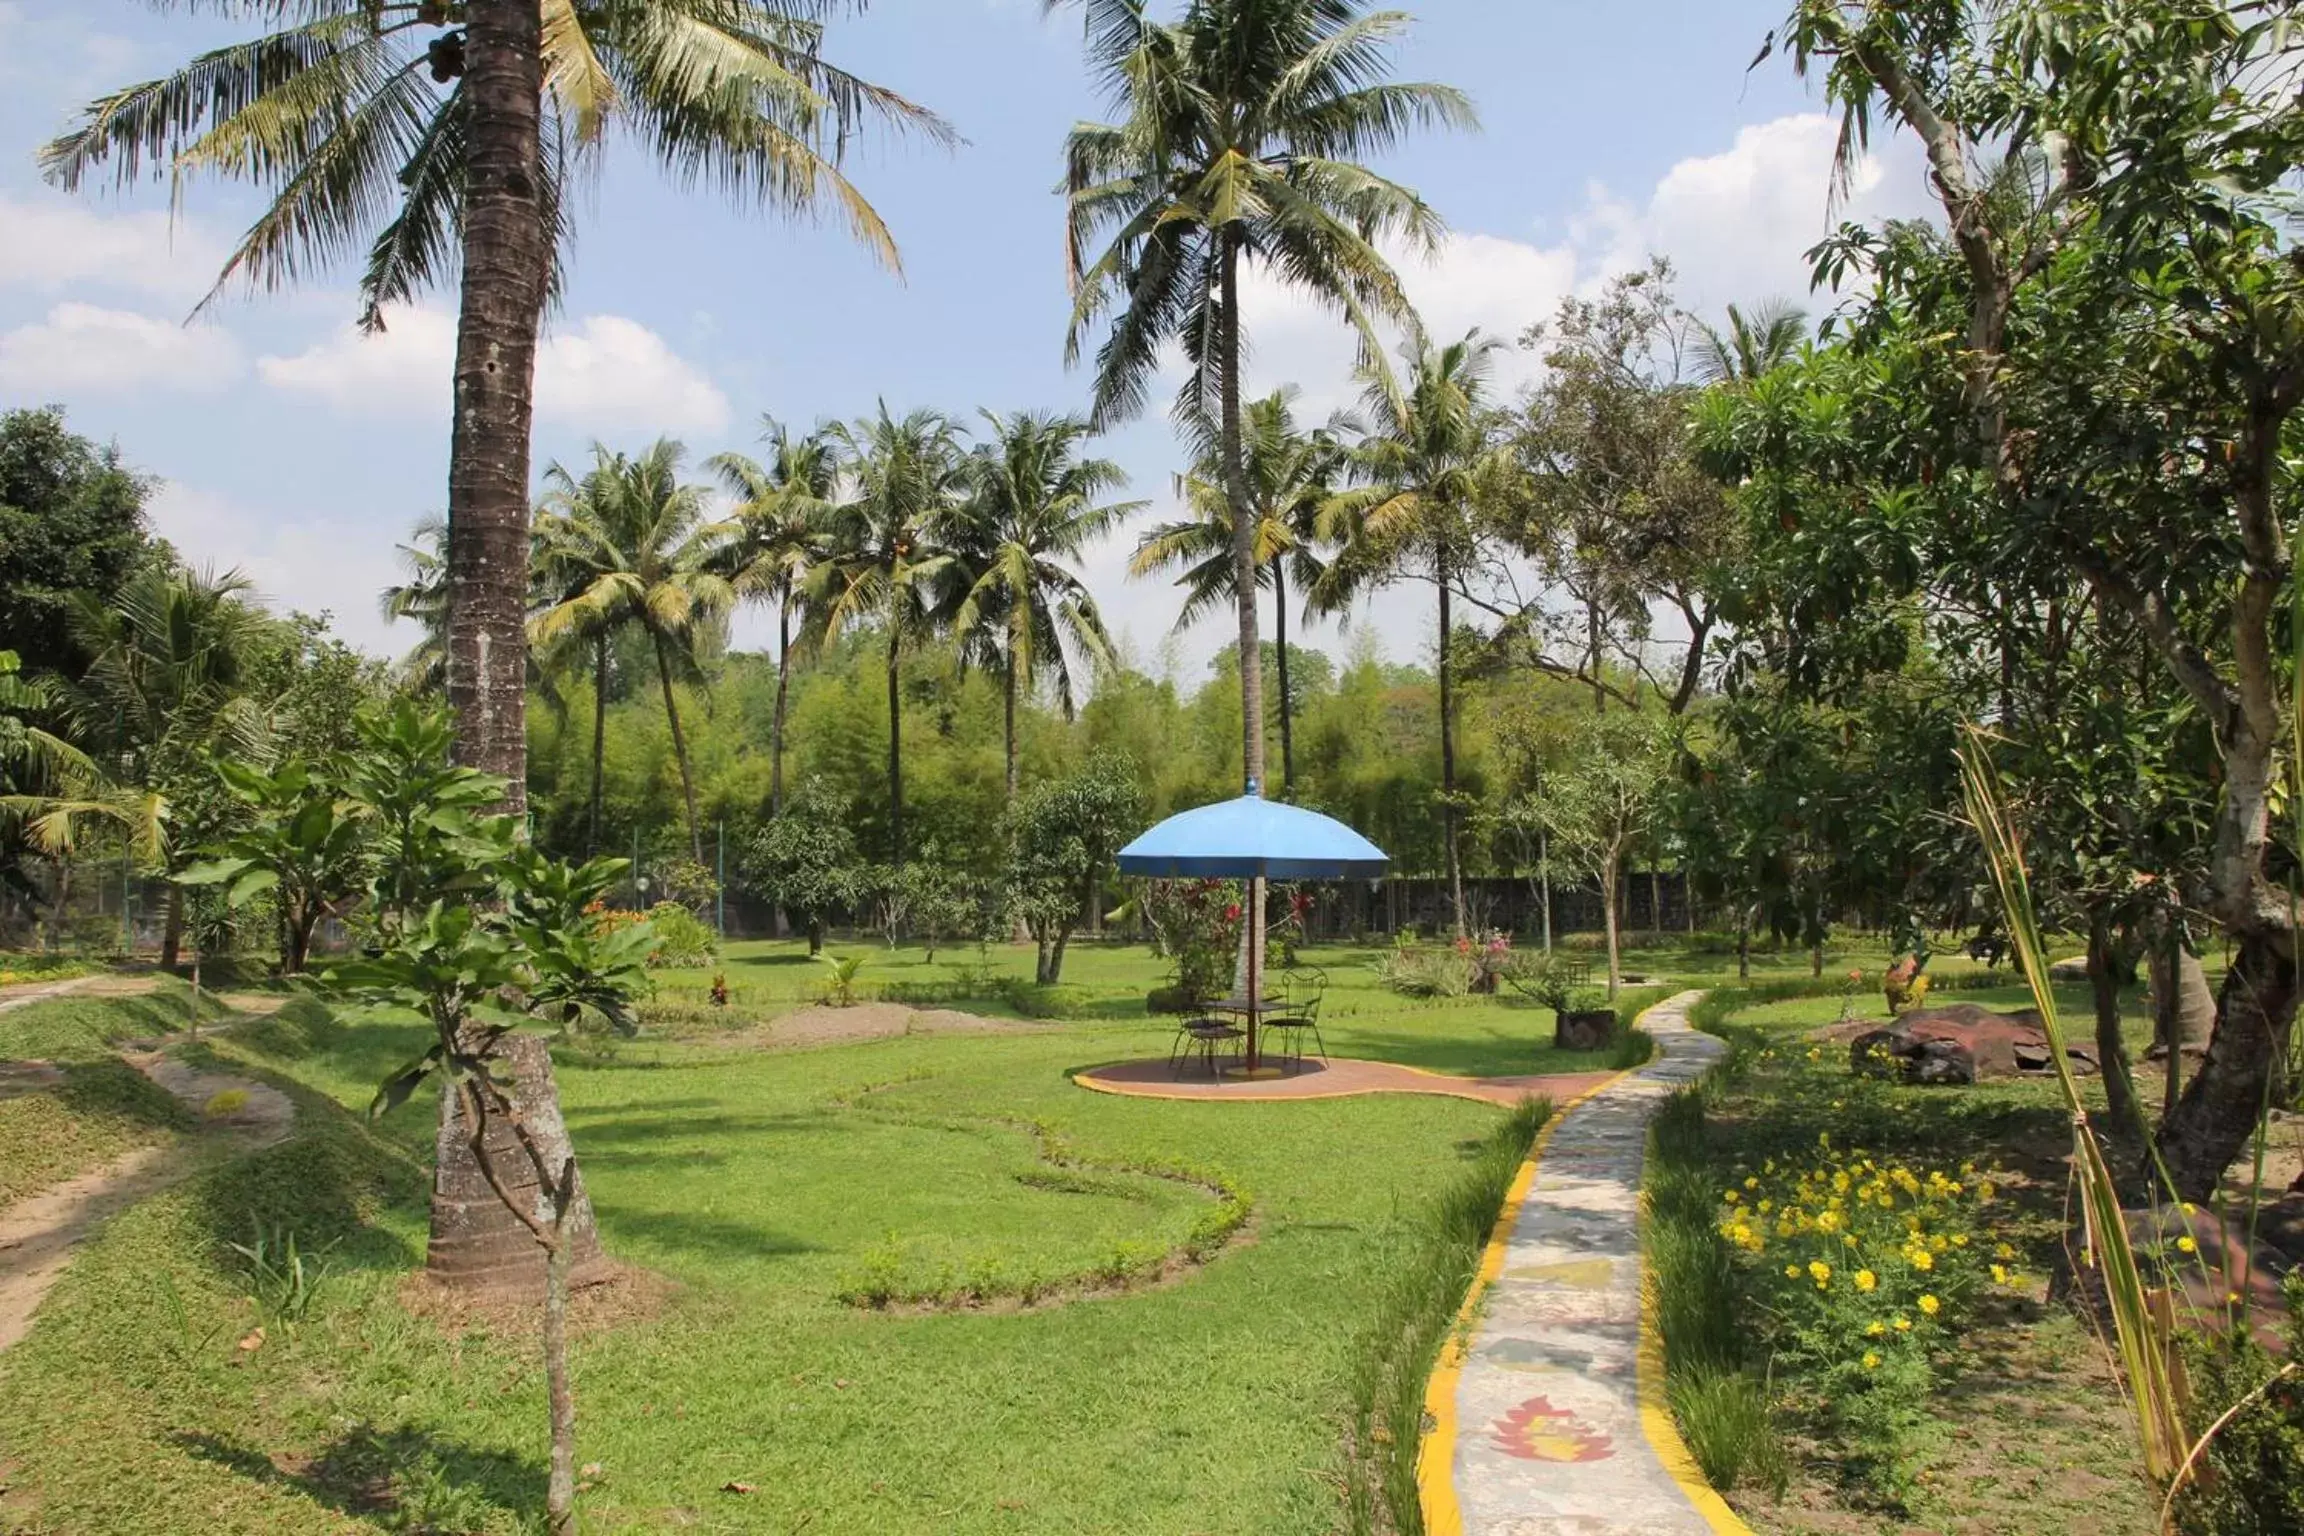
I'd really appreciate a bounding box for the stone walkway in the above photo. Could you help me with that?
[1422,990,1749,1536]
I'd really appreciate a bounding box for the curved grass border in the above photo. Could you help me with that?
[826,1082,1253,1313]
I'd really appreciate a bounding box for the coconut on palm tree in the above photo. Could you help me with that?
[1053,0,1471,799]
[530,440,734,866]
[807,407,964,866]
[46,0,949,810]
[711,419,837,821]
[1133,389,1341,796]
[1318,328,1507,936]
[948,410,1141,802]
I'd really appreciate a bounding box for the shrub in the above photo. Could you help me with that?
[998,980,1088,1019]
[1376,942,1479,997]
[644,901,717,968]
[2174,1275,2304,1535]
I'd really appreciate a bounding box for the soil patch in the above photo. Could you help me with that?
[396,1259,678,1340]
[0,1046,295,1352]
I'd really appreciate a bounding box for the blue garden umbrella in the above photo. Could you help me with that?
[1118,790,1389,1074]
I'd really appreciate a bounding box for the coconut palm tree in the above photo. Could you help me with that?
[807,406,964,866]
[530,439,734,865]
[45,0,950,814]
[948,411,1141,803]
[379,517,450,691]
[1133,389,1341,796]
[56,565,275,963]
[1053,0,1470,798]
[710,419,836,821]
[1317,328,1506,936]
[1691,298,1808,384]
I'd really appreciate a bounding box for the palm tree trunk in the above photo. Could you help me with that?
[1219,238,1265,796]
[887,626,905,866]
[1439,568,1464,937]
[586,633,607,858]
[1273,557,1294,797]
[444,0,547,811]
[1004,655,1021,804]
[771,596,792,819]
[161,885,184,970]
[652,630,703,865]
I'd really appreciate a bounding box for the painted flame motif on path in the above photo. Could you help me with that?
[1491,1395,1615,1463]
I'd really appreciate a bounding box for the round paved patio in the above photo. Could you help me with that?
[1071,1056,1619,1107]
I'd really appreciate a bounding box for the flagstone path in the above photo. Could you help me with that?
[1422,989,1749,1536]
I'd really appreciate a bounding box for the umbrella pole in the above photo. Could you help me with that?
[1247,875,1263,1073]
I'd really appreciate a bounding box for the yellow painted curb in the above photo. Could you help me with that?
[1415,994,1752,1536]
[1636,1198,1757,1535]
[1413,1064,1629,1536]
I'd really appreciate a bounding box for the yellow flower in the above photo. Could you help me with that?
[1866,1320,1887,1337]
[1919,1294,1941,1316]
[1854,1269,1878,1292]
[1809,1260,1833,1287]
[1996,1243,2016,1261]
[1757,1199,1773,1214]
[1843,1234,1859,1249]
[1785,1265,1802,1280]
[1894,1316,1912,1333]
[1978,1181,1997,1202]
[1908,1249,1935,1273]
[1723,1190,1740,1204]
[1745,1176,1760,1190]
[1863,1350,1882,1370]
[2176,1236,2199,1255]
[1991,1264,2010,1285]
[1950,1234,1968,1248]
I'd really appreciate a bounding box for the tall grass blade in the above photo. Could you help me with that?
[1958,729,2188,1480]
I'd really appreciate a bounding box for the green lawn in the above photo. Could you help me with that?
[0,945,1590,1536]
[0,934,2075,1535]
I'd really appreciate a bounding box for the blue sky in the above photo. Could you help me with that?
[0,1,1930,675]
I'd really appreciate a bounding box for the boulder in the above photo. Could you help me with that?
[1849,1002,2098,1085]
[1554,1007,1616,1052]
[2047,955,2092,982]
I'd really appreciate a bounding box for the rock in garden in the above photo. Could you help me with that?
[1553,1007,1616,1052]
[1848,1003,2098,1085]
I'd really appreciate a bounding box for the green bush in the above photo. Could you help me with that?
[2174,1275,2304,1535]
[1375,943,1479,997]
[998,981,1088,1019]
[644,901,718,968]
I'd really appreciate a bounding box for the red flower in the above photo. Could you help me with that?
[1225,903,1242,922]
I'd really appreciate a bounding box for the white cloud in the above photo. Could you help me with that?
[0,195,229,301]
[258,306,732,436]
[0,302,243,395]
[147,481,410,654]
[1207,111,1932,420]
[1120,111,1938,671]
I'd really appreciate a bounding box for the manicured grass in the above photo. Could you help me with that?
[0,965,1569,1535]
[645,936,1642,1078]
[0,1057,193,1206]
[0,976,230,1063]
